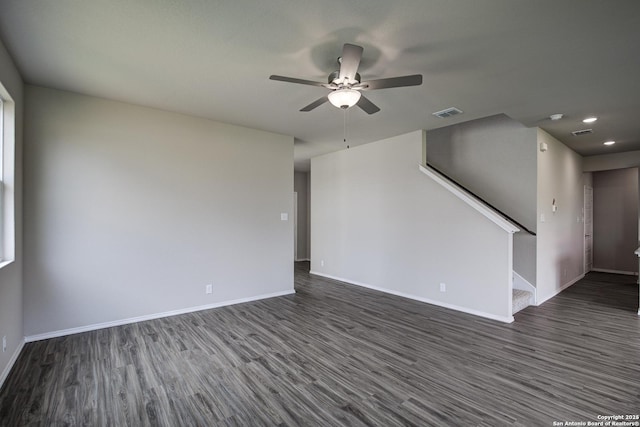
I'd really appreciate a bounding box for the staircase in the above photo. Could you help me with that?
[424,135,538,320]
[512,289,533,314]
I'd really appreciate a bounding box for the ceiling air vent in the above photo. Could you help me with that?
[432,107,463,118]
[571,129,593,136]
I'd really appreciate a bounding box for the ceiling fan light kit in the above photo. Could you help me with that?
[328,89,361,109]
[270,43,423,115]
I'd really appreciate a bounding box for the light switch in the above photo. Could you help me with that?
[280,213,288,221]
[540,213,546,223]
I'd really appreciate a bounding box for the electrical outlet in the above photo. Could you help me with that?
[440,283,446,292]
[205,284,213,294]
[2,336,6,352]
[320,260,324,267]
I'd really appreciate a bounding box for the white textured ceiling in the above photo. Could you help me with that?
[1,0,639,171]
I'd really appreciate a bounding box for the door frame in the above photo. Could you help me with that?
[294,191,298,261]
[583,185,593,274]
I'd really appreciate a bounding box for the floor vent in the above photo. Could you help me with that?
[432,107,463,118]
[571,128,593,136]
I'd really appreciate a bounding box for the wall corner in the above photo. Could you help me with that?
[421,129,427,166]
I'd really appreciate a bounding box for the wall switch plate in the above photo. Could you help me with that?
[205,284,213,294]
[320,260,324,267]
[2,336,6,352]
[540,214,546,223]
[280,213,288,221]
[440,283,446,292]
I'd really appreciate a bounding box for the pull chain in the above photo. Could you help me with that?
[343,108,349,149]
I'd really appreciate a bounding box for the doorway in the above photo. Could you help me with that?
[589,168,639,275]
[584,185,593,274]
[294,192,298,261]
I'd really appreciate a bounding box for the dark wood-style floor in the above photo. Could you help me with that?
[1,264,639,426]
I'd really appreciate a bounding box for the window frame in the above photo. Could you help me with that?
[0,96,4,262]
[0,83,16,267]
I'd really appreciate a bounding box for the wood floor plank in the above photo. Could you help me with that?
[1,266,639,426]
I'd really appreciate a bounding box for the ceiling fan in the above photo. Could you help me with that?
[270,43,423,114]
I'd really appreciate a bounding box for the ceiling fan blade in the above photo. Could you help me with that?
[270,75,326,87]
[338,43,363,82]
[300,96,329,112]
[356,94,380,115]
[360,74,423,90]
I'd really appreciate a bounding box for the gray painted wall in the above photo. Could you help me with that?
[513,233,536,285]
[582,155,640,275]
[311,130,513,321]
[583,150,640,172]
[426,114,538,232]
[0,35,24,385]
[536,129,585,303]
[592,168,639,274]
[23,86,294,337]
[294,171,309,260]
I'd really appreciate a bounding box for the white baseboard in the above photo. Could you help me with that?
[25,289,295,343]
[536,274,585,306]
[590,268,638,276]
[310,271,514,324]
[0,339,25,391]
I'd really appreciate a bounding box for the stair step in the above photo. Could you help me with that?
[513,289,532,314]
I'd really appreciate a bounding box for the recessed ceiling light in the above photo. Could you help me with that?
[583,117,598,123]
[604,140,615,146]
[549,114,563,121]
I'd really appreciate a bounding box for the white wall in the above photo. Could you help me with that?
[24,86,294,337]
[592,168,639,274]
[0,37,23,387]
[311,130,513,322]
[426,114,538,232]
[513,233,536,285]
[583,150,640,172]
[294,171,309,260]
[536,129,585,303]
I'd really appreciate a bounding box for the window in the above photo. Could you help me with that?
[0,97,3,260]
[0,82,16,266]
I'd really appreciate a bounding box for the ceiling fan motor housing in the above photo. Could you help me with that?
[329,70,360,86]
